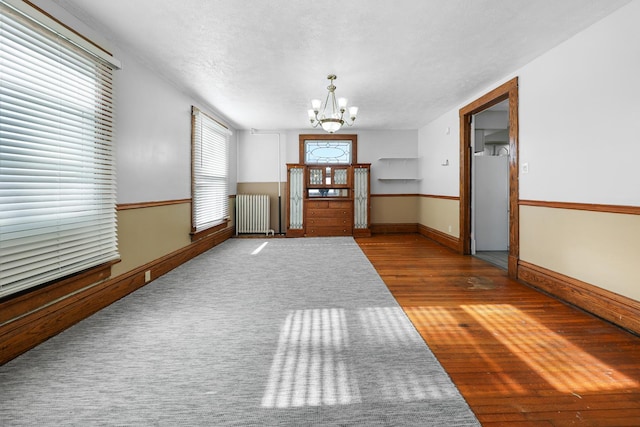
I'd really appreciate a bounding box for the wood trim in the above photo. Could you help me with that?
[22,0,113,56]
[191,105,229,130]
[298,134,358,164]
[518,260,640,335]
[353,229,372,238]
[420,194,460,201]
[190,220,230,242]
[0,227,233,365]
[117,199,191,211]
[370,223,419,234]
[459,77,519,279]
[370,194,460,200]
[520,199,640,215]
[371,193,420,198]
[418,224,460,251]
[0,261,117,324]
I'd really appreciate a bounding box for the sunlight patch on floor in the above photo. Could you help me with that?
[262,306,465,408]
[462,304,639,393]
[261,308,360,408]
[407,306,526,394]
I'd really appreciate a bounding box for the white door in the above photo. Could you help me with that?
[474,155,509,250]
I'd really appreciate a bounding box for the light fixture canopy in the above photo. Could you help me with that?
[308,74,357,133]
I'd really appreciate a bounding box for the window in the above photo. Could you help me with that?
[191,106,230,236]
[0,2,120,299]
[304,140,352,164]
[299,134,357,165]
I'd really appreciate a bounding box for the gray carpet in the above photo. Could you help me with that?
[0,237,479,426]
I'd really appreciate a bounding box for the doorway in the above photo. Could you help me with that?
[459,78,519,279]
[472,101,509,269]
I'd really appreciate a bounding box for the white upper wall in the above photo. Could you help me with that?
[419,1,640,206]
[518,0,640,205]
[418,110,460,197]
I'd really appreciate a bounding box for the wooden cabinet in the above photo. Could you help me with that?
[305,200,353,236]
[286,164,370,237]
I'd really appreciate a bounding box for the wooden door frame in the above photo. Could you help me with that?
[459,77,519,278]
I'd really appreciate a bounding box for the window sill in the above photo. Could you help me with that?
[190,220,230,242]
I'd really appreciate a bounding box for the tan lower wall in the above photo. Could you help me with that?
[112,203,193,277]
[520,205,640,302]
[370,196,419,224]
[418,196,459,237]
[236,182,285,234]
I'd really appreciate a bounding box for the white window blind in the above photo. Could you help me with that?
[192,107,230,233]
[0,3,119,298]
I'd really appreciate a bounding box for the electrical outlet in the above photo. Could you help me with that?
[522,162,529,174]
[144,270,151,282]
[448,225,452,233]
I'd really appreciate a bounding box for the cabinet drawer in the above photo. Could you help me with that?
[307,208,352,218]
[306,200,352,210]
[306,226,353,236]
[307,217,352,227]
[306,200,330,209]
[328,201,351,209]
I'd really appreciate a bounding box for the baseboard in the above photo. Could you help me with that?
[370,223,419,234]
[418,224,460,252]
[0,227,233,365]
[518,260,640,335]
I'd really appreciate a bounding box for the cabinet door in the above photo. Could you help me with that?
[287,165,305,234]
[353,165,370,232]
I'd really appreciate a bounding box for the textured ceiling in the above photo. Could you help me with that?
[51,0,630,131]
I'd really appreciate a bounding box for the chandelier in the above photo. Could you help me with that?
[308,74,358,133]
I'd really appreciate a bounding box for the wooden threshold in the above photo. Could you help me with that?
[356,233,640,426]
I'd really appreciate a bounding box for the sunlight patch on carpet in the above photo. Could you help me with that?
[261,308,361,408]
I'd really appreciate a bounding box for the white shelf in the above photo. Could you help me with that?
[377,157,420,181]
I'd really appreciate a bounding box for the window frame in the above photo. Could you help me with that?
[299,134,358,165]
[190,106,231,241]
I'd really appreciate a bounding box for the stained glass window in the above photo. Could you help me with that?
[304,140,352,164]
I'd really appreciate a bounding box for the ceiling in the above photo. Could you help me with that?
[51,0,630,131]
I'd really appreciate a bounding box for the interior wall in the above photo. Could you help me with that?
[371,196,419,224]
[418,0,640,303]
[521,206,640,300]
[518,2,640,206]
[419,197,459,237]
[113,204,192,277]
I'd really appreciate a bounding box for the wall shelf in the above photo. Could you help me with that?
[377,157,420,181]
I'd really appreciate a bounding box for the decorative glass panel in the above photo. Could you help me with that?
[354,167,369,229]
[289,167,304,229]
[309,168,323,185]
[334,168,348,185]
[304,140,352,164]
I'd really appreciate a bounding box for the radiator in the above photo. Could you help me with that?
[236,194,274,236]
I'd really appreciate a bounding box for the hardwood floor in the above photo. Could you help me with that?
[356,234,640,426]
